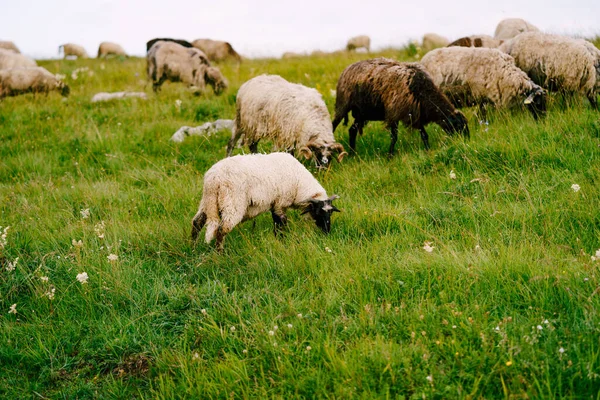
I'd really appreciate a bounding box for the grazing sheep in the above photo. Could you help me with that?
[97,42,127,58]
[332,58,469,154]
[0,67,70,99]
[499,32,598,108]
[0,41,20,53]
[147,41,228,95]
[448,35,503,48]
[170,119,234,143]
[422,33,450,50]
[192,39,242,63]
[227,74,347,167]
[421,47,546,119]
[146,38,193,52]
[0,49,37,69]
[91,91,147,102]
[346,35,371,52]
[191,152,341,251]
[494,18,539,40]
[58,43,88,59]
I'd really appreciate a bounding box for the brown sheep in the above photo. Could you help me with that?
[192,39,242,63]
[97,42,127,58]
[332,58,469,154]
[448,35,503,48]
[0,41,20,53]
[0,67,69,99]
[147,41,228,95]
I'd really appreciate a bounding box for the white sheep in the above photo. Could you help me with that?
[421,47,547,119]
[0,49,37,69]
[422,33,450,50]
[191,152,341,251]
[447,35,503,48]
[0,67,70,99]
[91,91,147,102]
[97,42,127,58]
[170,119,234,143]
[499,32,598,108]
[346,35,371,52]
[147,41,228,95]
[227,74,346,167]
[0,41,20,53]
[58,43,89,59]
[494,18,539,40]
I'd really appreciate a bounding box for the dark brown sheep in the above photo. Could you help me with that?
[146,38,194,52]
[332,58,470,154]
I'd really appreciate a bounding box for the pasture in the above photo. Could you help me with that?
[1,44,600,398]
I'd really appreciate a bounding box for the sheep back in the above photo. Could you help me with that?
[0,67,69,98]
[98,42,127,58]
[346,35,371,51]
[0,41,20,53]
[59,43,88,58]
[0,49,37,69]
[192,39,242,62]
[146,38,193,52]
[422,33,450,50]
[494,18,539,40]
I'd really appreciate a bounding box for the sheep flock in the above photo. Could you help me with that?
[1,17,599,250]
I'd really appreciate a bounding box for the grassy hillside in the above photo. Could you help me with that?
[1,46,600,398]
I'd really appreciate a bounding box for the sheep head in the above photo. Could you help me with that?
[524,87,547,120]
[205,67,228,95]
[301,195,341,233]
[439,110,470,139]
[299,142,347,168]
[58,82,70,97]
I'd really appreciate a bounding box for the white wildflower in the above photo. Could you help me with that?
[571,184,580,192]
[94,221,105,238]
[230,326,236,332]
[449,170,456,180]
[273,325,278,331]
[297,313,303,318]
[8,304,17,314]
[559,347,565,354]
[537,325,543,330]
[325,247,332,253]
[543,319,549,324]
[40,276,49,282]
[287,323,293,329]
[175,99,182,109]
[306,346,311,351]
[107,254,118,262]
[201,309,207,315]
[242,349,248,354]
[80,209,90,219]
[193,352,200,360]
[593,249,600,261]
[45,287,56,300]
[5,257,18,272]
[268,330,275,336]
[72,239,83,248]
[55,73,66,80]
[1,226,10,248]
[76,272,89,284]
[426,375,433,383]
[329,89,336,97]
[423,241,434,253]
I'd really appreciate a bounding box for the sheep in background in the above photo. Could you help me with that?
[147,41,228,95]
[91,91,147,102]
[421,47,546,119]
[97,42,127,58]
[192,39,242,63]
[346,35,371,52]
[499,32,598,108]
[494,18,539,40]
[191,152,341,251]
[58,43,89,59]
[0,49,37,69]
[146,38,193,52]
[332,58,469,154]
[170,119,234,143]
[448,35,503,48]
[0,41,20,53]
[0,67,69,99]
[227,74,346,167]
[422,33,450,51]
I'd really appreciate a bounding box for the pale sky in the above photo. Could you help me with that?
[3,0,599,59]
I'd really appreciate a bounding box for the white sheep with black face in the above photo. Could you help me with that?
[191,152,341,251]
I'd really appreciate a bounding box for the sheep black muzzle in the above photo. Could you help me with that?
[302,195,340,233]
[440,110,470,139]
[524,88,547,120]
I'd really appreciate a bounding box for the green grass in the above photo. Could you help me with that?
[1,45,600,398]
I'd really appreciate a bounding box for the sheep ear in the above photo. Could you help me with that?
[299,147,313,160]
[524,92,536,105]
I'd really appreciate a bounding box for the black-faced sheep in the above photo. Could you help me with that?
[97,42,127,58]
[146,41,228,95]
[346,35,371,52]
[421,47,546,119]
[0,49,37,69]
[0,41,20,53]
[58,43,88,59]
[0,67,70,99]
[192,39,242,63]
[494,18,539,40]
[146,38,194,52]
[227,74,346,167]
[332,58,470,154]
[447,35,503,48]
[499,32,598,109]
[191,152,341,251]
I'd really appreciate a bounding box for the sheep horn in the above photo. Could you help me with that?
[524,92,536,105]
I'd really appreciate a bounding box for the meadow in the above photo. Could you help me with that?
[1,43,600,398]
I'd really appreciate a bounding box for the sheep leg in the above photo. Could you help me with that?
[191,211,207,241]
[215,226,227,253]
[348,121,360,152]
[588,94,598,110]
[152,76,165,93]
[332,113,345,132]
[388,123,399,155]
[271,211,288,236]
[419,127,430,151]
[226,128,242,157]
